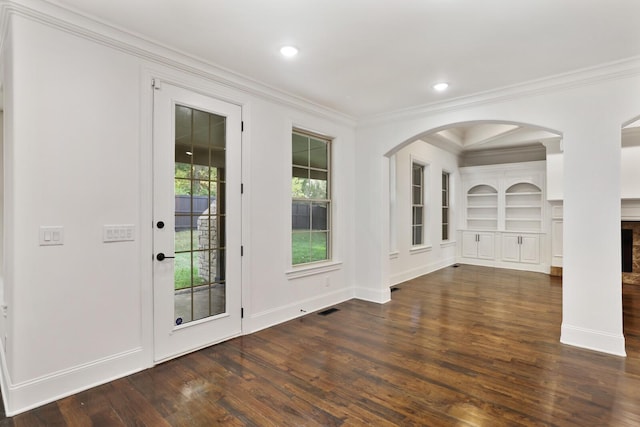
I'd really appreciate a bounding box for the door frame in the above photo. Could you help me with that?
[142,74,245,364]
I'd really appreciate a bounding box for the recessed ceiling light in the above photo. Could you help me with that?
[280,46,299,58]
[433,82,449,91]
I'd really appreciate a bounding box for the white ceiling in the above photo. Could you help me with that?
[49,0,640,119]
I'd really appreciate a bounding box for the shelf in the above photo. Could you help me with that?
[505,206,541,209]
[506,192,541,196]
[468,193,498,198]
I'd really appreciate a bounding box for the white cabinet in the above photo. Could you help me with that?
[462,231,495,260]
[458,162,548,273]
[502,233,540,264]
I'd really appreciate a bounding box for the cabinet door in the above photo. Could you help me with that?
[520,235,540,264]
[501,234,521,262]
[461,232,479,258]
[477,232,495,260]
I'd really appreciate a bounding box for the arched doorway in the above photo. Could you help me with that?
[385,121,561,286]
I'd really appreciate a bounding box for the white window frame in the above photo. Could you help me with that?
[411,161,425,247]
[291,128,332,267]
[442,171,451,241]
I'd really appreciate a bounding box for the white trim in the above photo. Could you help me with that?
[4,347,148,416]
[621,200,640,221]
[440,240,456,248]
[242,288,354,334]
[0,0,355,126]
[353,286,391,304]
[285,261,343,280]
[561,324,626,357]
[456,258,550,274]
[389,250,399,259]
[409,244,433,255]
[389,259,456,286]
[360,56,640,126]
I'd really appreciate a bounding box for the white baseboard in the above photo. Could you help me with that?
[353,286,391,304]
[0,343,11,417]
[561,324,626,357]
[389,257,456,286]
[4,347,150,416]
[456,257,550,274]
[243,288,354,334]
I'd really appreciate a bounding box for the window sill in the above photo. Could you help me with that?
[440,240,457,248]
[410,245,432,255]
[286,260,343,280]
[389,251,400,259]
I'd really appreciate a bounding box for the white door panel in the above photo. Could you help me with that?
[153,81,242,362]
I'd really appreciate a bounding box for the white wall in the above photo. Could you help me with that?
[0,5,356,415]
[1,0,639,416]
[621,146,640,199]
[355,64,640,358]
[546,139,640,201]
[388,140,459,285]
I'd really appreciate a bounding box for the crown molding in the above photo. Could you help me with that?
[359,56,640,128]
[0,0,356,126]
[1,0,637,130]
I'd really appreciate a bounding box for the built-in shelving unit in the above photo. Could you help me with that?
[458,161,548,274]
[466,184,498,230]
[505,182,542,231]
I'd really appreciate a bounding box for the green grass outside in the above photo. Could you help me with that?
[174,230,206,290]
[174,230,328,288]
[292,232,328,265]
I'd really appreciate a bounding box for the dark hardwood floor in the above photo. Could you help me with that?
[3,264,640,426]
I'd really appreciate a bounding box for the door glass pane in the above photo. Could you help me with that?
[174,104,226,326]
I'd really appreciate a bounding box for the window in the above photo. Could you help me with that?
[292,130,331,265]
[412,163,424,246]
[442,172,450,241]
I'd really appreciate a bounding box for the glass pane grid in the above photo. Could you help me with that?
[291,130,331,265]
[173,104,227,326]
[412,163,424,246]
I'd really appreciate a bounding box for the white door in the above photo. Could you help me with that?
[520,235,540,264]
[477,232,495,260]
[462,231,479,258]
[501,233,521,263]
[153,81,242,362]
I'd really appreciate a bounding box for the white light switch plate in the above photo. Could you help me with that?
[39,226,64,246]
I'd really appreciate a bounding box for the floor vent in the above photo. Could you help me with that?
[318,308,339,316]
[390,287,400,292]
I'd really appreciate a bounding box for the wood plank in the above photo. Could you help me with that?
[3,265,640,425]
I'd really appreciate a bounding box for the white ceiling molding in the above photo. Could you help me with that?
[462,124,520,149]
[1,0,639,127]
[622,126,640,147]
[0,0,356,125]
[358,56,640,127]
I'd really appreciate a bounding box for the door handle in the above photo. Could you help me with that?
[156,253,175,261]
